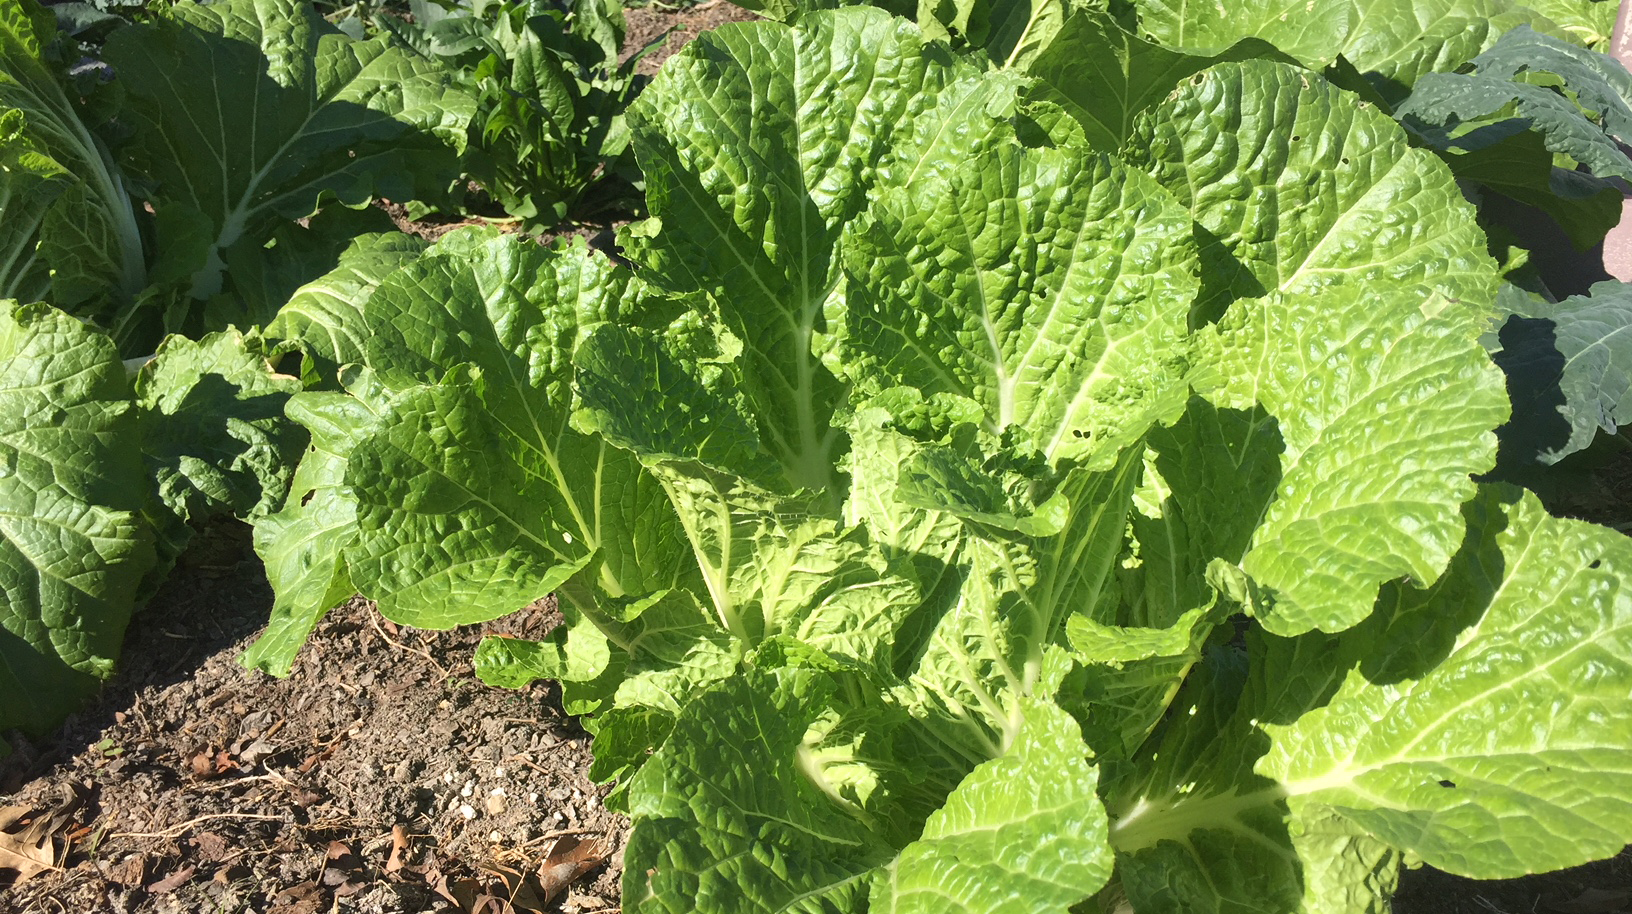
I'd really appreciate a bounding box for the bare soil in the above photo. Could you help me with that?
[1,521,622,914]
[622,0,760,77]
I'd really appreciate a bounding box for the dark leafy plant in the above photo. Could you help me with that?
[0,0,472,747]
[381,0,652,230]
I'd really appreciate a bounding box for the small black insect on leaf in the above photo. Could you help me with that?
[1438,779,1456,788]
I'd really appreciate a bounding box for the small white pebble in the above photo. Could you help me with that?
[528,792,539,803]
[493,767,506,778]
[489,830,502,842]
[490,787,506,797]
[461,781,475,798]
[443,772,454,784]
[553,811,564,822]
[459,804,478,820]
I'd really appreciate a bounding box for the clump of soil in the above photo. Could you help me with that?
[1,522,622,914]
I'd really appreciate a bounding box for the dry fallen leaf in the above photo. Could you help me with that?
[322,841,367,896]
[0,805,56,884]
[484,862,544,913]
[267,880,324,914]
[385,825,409,875]
[146,863,196,894]
[536,835,611,904]
[191,831,231,862]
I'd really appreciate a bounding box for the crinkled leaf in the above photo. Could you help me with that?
[869,696,1113,914]
[336,234,693,628]
[101,0,474,303]
[1521,0,1617,47]
[1126,0,1356,66]
[1128,59,1499,323]
[1107,486,1632,912]
[1332,0,1542,104]
[1261,486,1632,878]
[343,372,593,629]
[894,445,1143,752]
[1025,11,1286,153]
[624,667,893,914]
[1201,285,1507,635]
[1129,62,1507,634]
[624,8,1008,492]
[136,329,305,530]
[265,229,428,379]
[0,302,153,735]
[241,386,384,676]
[205,205,401,335]
[841,133,1197,467]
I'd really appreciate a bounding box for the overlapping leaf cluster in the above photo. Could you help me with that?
[0,0,473,744]
[255,6,1632,911]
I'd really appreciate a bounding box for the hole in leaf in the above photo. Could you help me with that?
[300,489,317,507]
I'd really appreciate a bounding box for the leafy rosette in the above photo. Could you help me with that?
[0,301,311,744]
[259,9,1632,913]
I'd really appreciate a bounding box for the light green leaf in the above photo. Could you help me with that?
[1026,11,1286,153]
[1126,61,1508,634]
[624,667,893,914]
[1127,0,1356,65]
[624,8,1004,492]
[1262,487,1632,878]
[266,230,429,378]
[869,696,1113,914]
[1519,0,1617,48]
[842,134,1197,468]
[136,328,305,529]
[343,372,594,629]
[895,445,1144,754]
[0,302,153,735]
[241,386,384,676]
[1333,0,1542,103]
[1107,486,1632,911]
[1202,284,1507,634]
[1128,59,1499,323]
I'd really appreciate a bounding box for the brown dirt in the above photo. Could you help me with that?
[623,0,760,77]
[0,520,623,914]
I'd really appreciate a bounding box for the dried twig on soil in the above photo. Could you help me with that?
[112,811,284,840]
[370,612,449,678]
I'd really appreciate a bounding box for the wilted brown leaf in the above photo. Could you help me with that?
[268,880,323,914]
[146,863,196,894]
[191,831,230,862]
[484,862,544,913]
[385,825,409,875]
[0,804,58,884]
[106,854,147,887]
[322,841,367,896]
[536,835,611,904]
